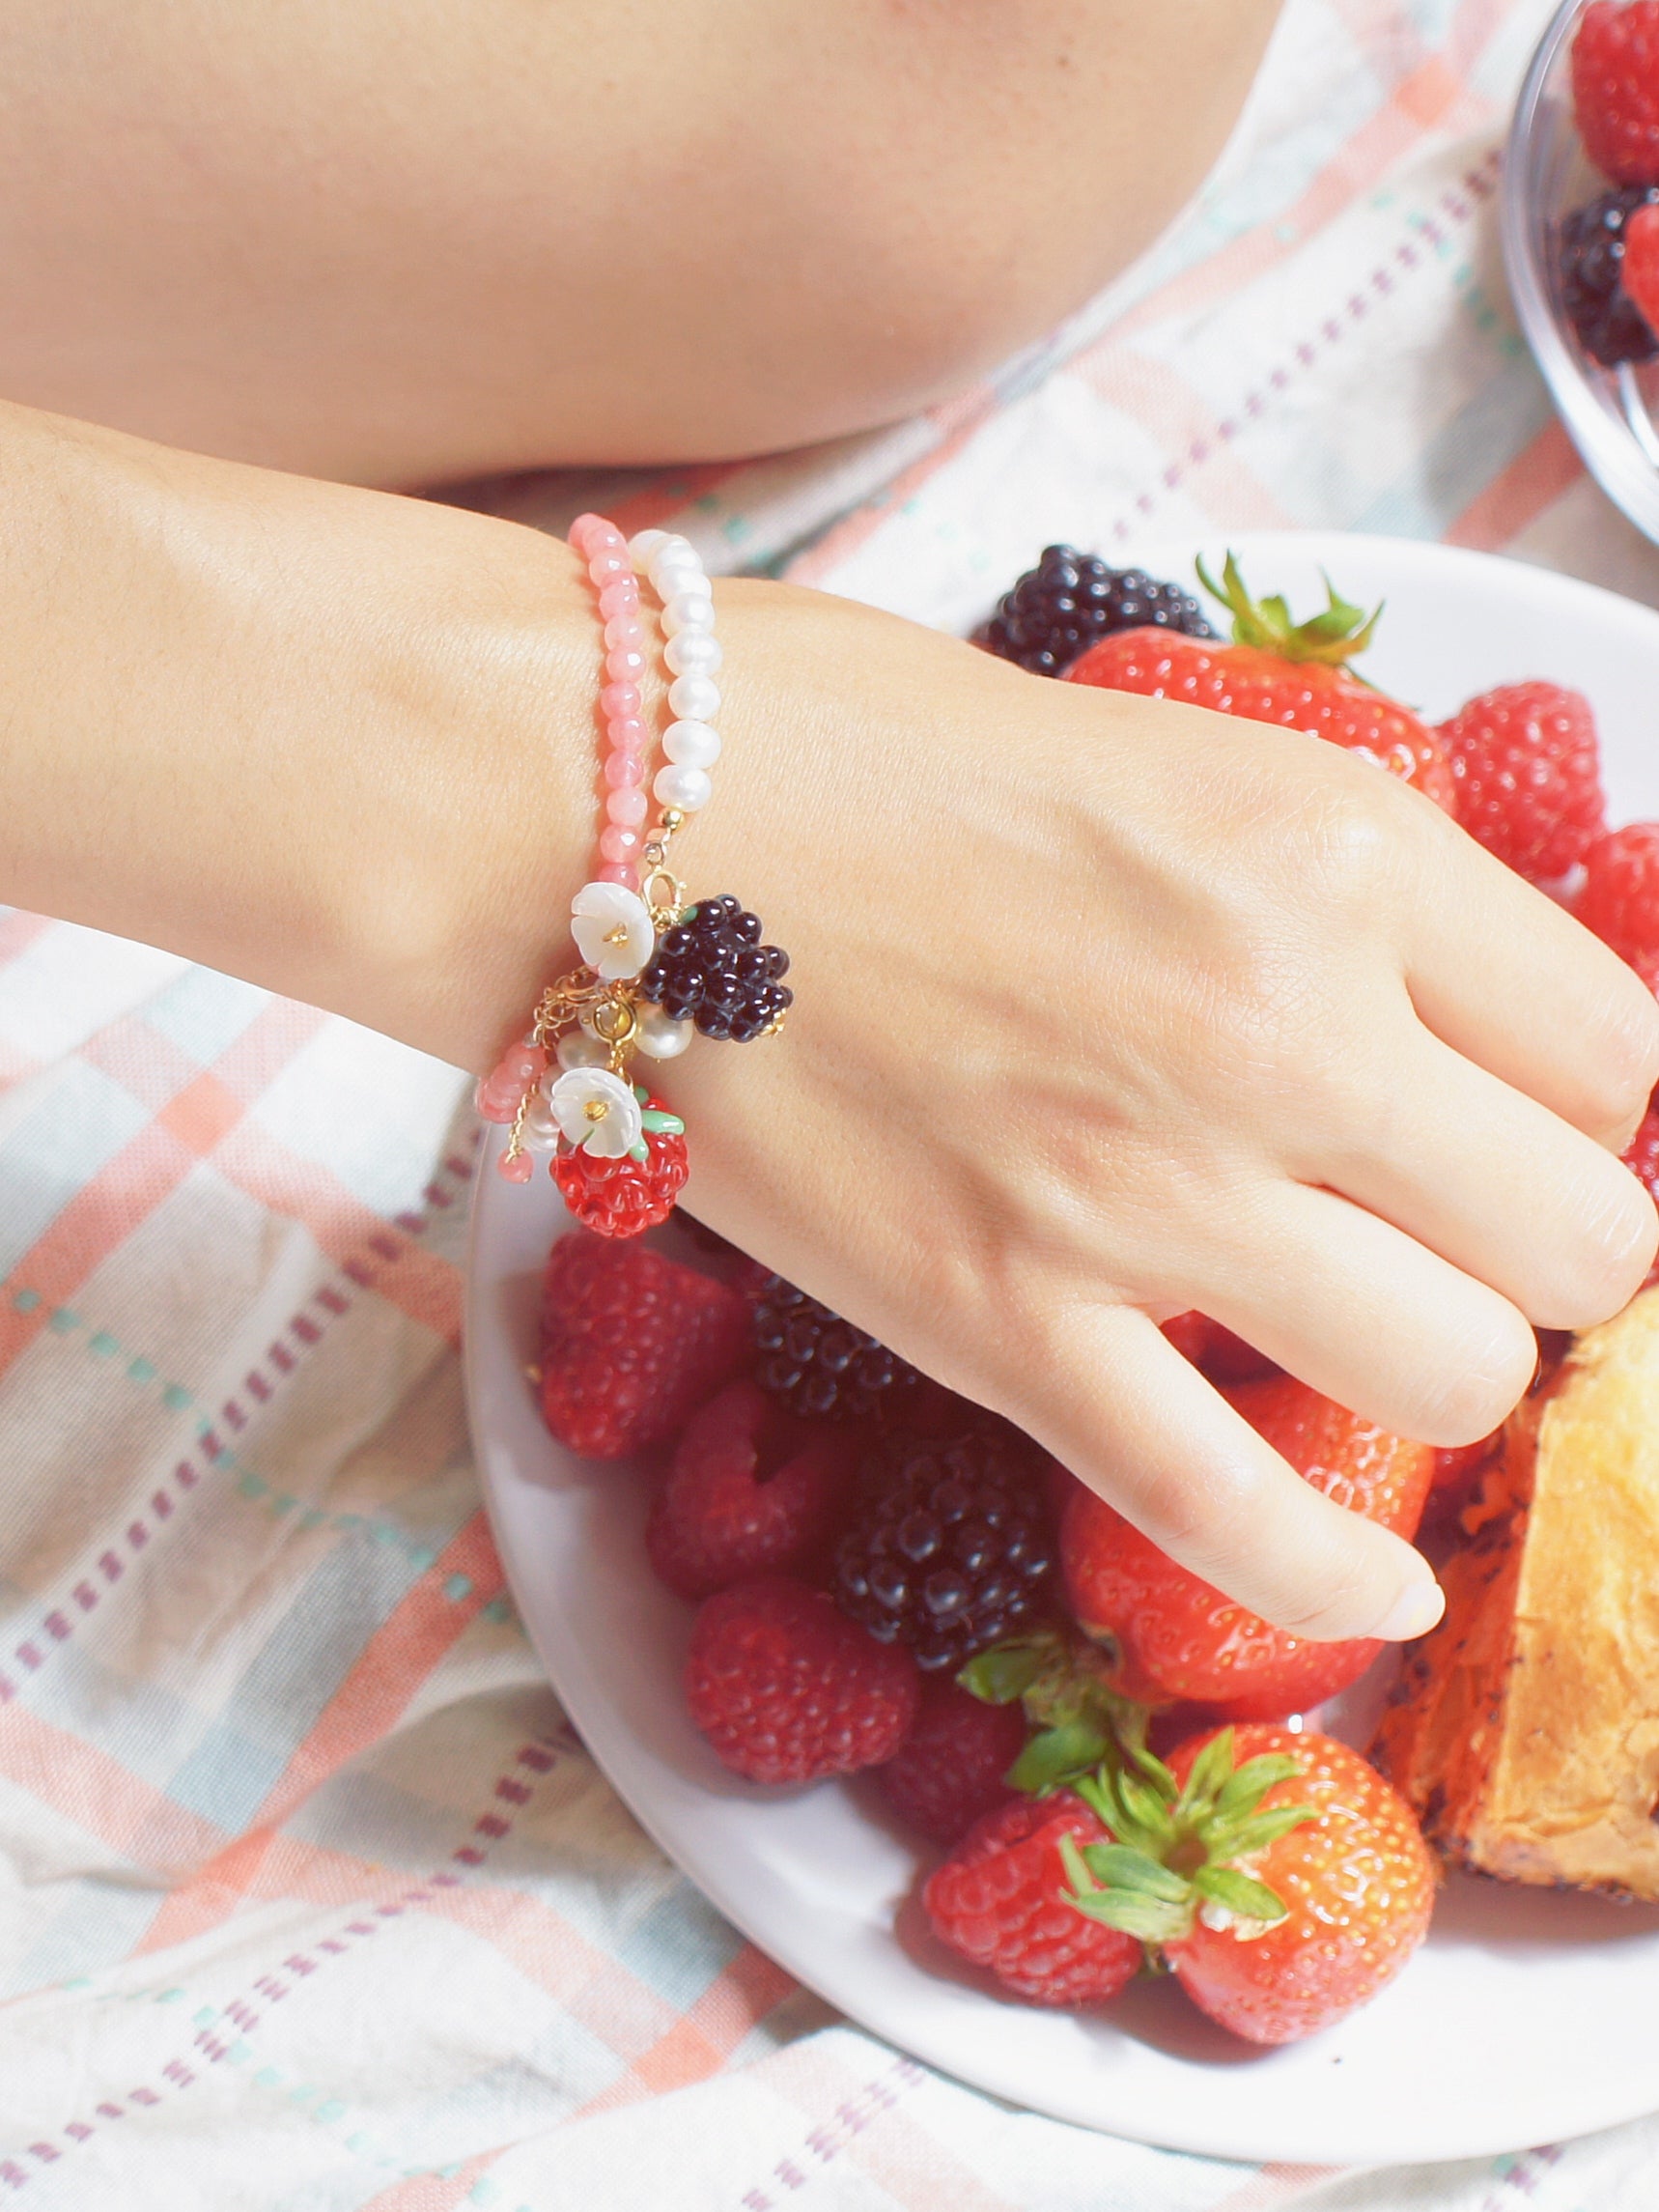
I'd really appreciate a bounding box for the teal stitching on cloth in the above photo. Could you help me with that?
[6,1280,520,1626]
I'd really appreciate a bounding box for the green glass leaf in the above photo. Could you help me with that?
[1191,1864,1290,1923]
[638,1110,685,1135]
[627,1140,650,1165]
[1007,1720,1108,1798]
[958,1644,1044,1706]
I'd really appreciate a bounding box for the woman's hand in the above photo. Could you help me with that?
[658,584,1659,1643]
[2,403,1651,1646]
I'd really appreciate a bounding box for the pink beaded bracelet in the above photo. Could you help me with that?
[476,516,791,1238]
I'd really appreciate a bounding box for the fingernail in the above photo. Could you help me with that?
[1371,1576,1446,1643]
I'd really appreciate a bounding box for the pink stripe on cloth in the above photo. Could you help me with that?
[248,1513,504,1836]
[574,1943,799,2113]
[211,1123,465,1347]
[0,1704,227,1874]
[0,913,56,970]
[1443,418,1585,552]
[1211,2164,1345,2210]
[357,2161,502,2212]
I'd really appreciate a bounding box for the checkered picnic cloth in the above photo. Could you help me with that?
[6,3,1659,2206]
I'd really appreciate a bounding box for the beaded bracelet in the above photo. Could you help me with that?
[476,515,792,1238]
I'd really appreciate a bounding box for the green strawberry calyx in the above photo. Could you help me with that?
[957,1626,1152,1797]
[1197,551,1383,671]
[1057,1726,1317,1948]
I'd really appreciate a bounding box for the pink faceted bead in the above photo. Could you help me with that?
[604,615,648,652]
[475,1080,520,1125]
[599,681,642,720]
[568,513,604,555]
[606,786,648,826]
[605,645,648,685]
[496,1149,535,1185]
[588,550,630,584]
[605,713,647,752]
[603,750,645,788]
[497,1043,548,1088]
[598,580,639,620]
[595,861,637,888]
[600,824,642,864]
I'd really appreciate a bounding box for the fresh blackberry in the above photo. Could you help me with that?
[639,893,792,1042]
[974,545,1215,677]
[750,1277,920,1426]
[832,1427,1054,1671]
[1558,186,1659,366]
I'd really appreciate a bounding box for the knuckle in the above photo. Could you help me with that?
[1302,779,1401,908]
[1538,1163,1659,1326]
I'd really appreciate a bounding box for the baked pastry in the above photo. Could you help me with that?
[1374,1285,1659,1900]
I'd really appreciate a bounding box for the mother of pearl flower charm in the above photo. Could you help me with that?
[570,880,655,980]
[546,1067,644,1159]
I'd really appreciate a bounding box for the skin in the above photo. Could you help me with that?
[0,1,1280,483]
[2,402,1656,1643]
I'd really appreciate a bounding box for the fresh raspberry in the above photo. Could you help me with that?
[1559,186,1659,363]
[974,545,1214,677]
[553,1094,689,1238]
[538,1234,749,1460]
[1574,1,1659,186]
[645,1379,852,1600]
[685,1575,918,1785]
[1437,682,1605,881]
[749,1275,921,1426]
[832,1426,1055,1671]
[1577,821,1659,960]
[922,1791,1141,2006]
[875,1676,1026,1845]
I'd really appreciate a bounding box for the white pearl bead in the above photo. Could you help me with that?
[628,528,670,566]
[654,762,713,811]
[664,629,723,677]
[662,718,721,768]
[634,1005,694,1060]
[668,672,720,722]
[519,1094,562,1152]
[555,1031,610,1071]
[662,590,715,638]
[650,542,701,586]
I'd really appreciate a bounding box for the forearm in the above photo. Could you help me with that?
[0,400,602,1064]
[0,1,1280,483]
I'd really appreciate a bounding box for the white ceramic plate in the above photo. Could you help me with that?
[464,534,1659,2167]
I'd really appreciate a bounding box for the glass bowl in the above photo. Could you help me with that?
[1504,0,1659,541]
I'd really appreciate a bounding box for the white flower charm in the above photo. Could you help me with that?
[570,880,655,980]
[547,1067,643,1159]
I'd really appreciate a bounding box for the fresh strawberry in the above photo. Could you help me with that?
[922,1791,1141,2006]
[1574,1,1659,186]
[645,1379,851,1600]
[553,1092,689,1238]
[538,1233,749,1460]
[1068,555,1456,814]
[1436,682,1605,881]
[1160,1312,1278,1381]
[1061,1724,1435,2044]
[685,1575,918,1785]
[876,1676,1026,1845]
[1061,1376,1435,1719]
[1578,820,1659,961]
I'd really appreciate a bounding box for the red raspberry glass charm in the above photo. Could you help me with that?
[553,1092,689,1237]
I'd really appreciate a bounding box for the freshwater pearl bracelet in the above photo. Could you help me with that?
[475,515,791,1238]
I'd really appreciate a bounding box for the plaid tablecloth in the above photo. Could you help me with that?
[6,3,1659,2205]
